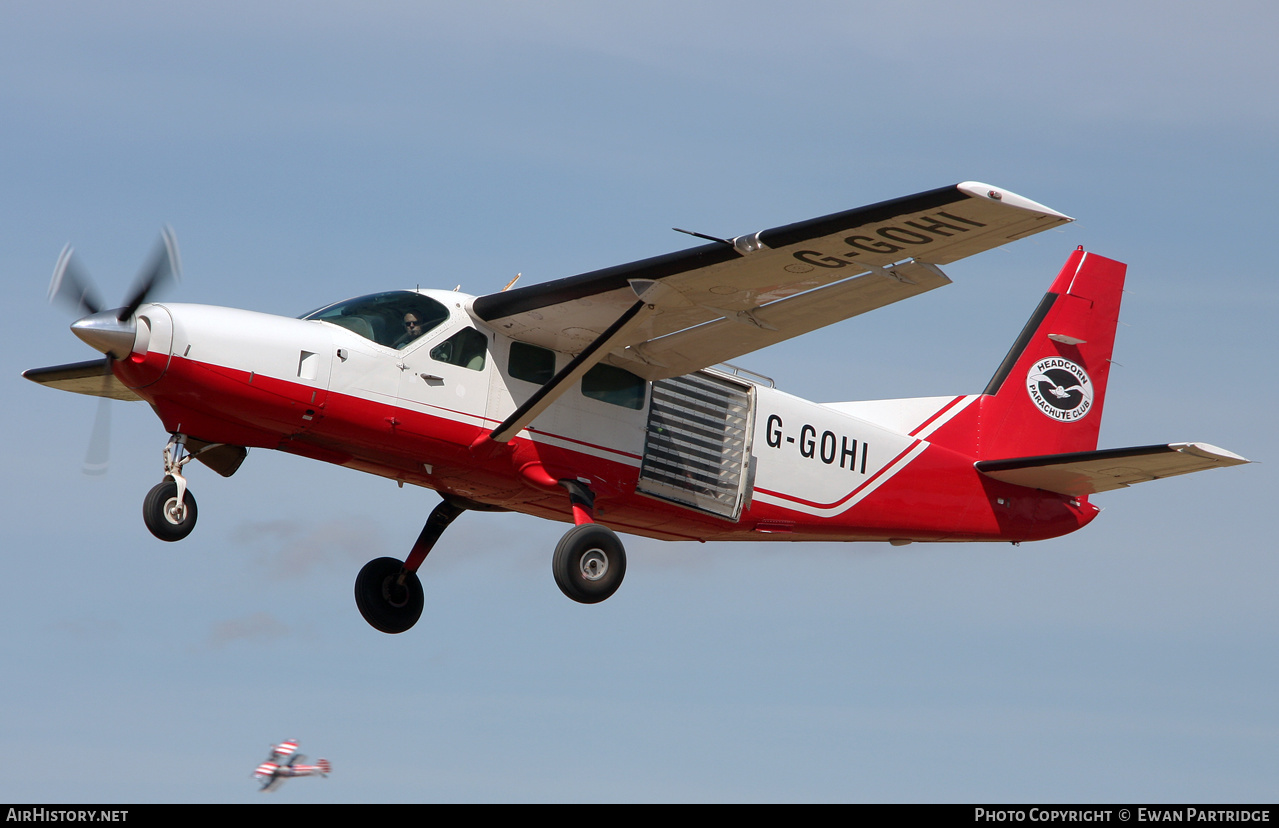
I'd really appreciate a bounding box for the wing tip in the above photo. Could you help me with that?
[1170,442,1251,465]
[957,181,1074,221]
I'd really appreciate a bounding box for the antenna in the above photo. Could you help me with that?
[672,227,734,247]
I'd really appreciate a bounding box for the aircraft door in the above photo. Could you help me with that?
[637,371,756,520]
[394,324,492,437]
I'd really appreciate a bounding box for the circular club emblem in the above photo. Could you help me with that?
[1025,357,1093,422]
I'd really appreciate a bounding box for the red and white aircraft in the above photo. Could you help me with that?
[25,182,1248,633]
[253,740,330,792]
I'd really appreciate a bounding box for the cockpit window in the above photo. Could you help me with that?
[301,291,449,349]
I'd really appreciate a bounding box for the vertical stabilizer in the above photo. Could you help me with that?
[976,247,1127,460]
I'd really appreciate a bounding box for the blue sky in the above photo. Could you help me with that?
[1,1,1274,803]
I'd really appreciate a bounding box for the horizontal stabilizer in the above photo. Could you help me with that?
[975,443,1249,496]
[23,359,141,401]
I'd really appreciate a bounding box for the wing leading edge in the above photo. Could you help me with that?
[471,182,1072,381]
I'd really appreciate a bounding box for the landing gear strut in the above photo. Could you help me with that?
[354,480,628,633]
[142,434,198,542]
[355,497,466,634]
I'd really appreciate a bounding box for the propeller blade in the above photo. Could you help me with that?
[48,244,104,317]
[49,230,182,476]
[83,381,112,475]
[118,226,181,320]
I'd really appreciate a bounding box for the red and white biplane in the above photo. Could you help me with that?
[25,182,1248,633]
[253,740,330,792]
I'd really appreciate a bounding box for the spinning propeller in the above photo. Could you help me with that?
[47,227,182,474]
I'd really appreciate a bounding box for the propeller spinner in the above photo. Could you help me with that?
[47,227,182,474]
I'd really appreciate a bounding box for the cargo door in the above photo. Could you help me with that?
[638,371,754,520]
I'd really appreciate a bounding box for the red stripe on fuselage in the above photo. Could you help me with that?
[753,440,922,510]
[909,395,966,437]
[120,355,1093,544]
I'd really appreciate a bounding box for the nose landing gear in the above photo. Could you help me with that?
[142,434,199,542]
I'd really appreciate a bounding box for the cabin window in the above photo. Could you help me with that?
[509,342,555,385]
[430,327,488,371]
[301,291,449,350]
[582,363,646,410]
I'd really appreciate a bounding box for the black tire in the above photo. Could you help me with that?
[552,524,626,604]
[142,479,198,542]
[355,557,423,634]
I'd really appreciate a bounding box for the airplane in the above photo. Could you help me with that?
[253,740,330,792]
[24,182,1249,634]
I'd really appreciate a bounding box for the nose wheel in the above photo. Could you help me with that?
[142,477,198,542]
[141,434,208,542]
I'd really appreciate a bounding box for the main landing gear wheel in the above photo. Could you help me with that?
[142,479,198,542]
[552,523,627,604]
[355,557,424,634]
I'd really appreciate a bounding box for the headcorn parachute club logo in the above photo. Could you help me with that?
[1025,357,1093,422]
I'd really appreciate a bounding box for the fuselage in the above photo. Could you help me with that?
[111,292,1096,545]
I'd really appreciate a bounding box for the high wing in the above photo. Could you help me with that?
[975,443,1249,496]
[22,358,141,401]
[471,182,1072,382]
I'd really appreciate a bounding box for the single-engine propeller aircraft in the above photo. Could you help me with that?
[25,182,1249,633]
[253,740,330,792]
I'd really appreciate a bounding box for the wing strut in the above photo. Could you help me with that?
[485,298,654,445]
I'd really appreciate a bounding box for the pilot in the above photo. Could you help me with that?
[395,312,427,348]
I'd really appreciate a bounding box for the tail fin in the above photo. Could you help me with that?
[976,247,1126,460]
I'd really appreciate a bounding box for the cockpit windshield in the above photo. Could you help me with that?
[301,291,449,349]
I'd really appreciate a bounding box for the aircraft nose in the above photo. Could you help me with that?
[71,310,137,359]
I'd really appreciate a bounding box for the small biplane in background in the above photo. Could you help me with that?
[25,182,1248,634]
[254,740,330,792]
